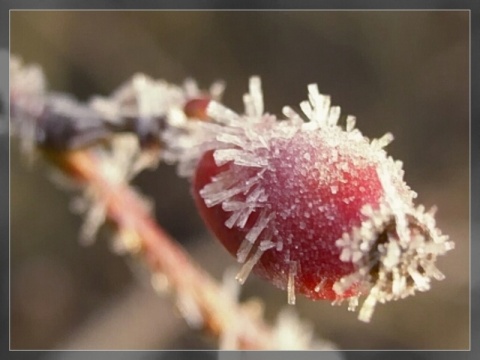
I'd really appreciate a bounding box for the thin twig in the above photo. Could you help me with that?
[10,56,325,350]
[46,148,276,349]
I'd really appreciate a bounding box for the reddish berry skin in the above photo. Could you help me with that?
[184,97,211,120]
[193,128,388,301]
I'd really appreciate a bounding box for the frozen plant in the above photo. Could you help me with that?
[10,55,454,349]
[185,77,454,322]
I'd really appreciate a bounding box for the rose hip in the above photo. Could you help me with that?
[188,77,453,322]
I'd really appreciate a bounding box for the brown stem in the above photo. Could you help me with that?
[45,148,275,349]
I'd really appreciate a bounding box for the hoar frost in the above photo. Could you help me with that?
[187,77,454,322]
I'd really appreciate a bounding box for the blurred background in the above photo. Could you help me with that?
[10,11,469,351]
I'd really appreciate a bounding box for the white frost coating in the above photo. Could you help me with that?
[201,182,249,207]
[244,76,264,117]
[222,200,248,212]
[160,79,228,177]
[259,239,276,251]
[374,132,394,149]
[91,72,184,125]
[214,148,248,165]
[346,115,356,132]
[9,56,48,158]
[314,278,327,293]
[207,101,242,124]
[348,296,359,312]
[236,238,254,263]
[236,247,264,284]
[383,240,401,269]
[176,289,204,328]
[235,207,256,229]
[282,106,304,126]
[245,209,275,243]
[335,193,454,322]
[327,106,341,127]
[246,186,267,204]
[358,286,379,322]
[151,272,170,294]
[272,308,323,350]
[209,80,226,100]
[79,200,107,246]
[288,261,297,305]
[225,210,243,229]
[276,241,284,251]
[182,77,294,285]
[216,132,246,147]
[166,74,454,324]
[216,149,268,168]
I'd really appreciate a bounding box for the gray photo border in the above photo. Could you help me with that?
[1,1,478,360]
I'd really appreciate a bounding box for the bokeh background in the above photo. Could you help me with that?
[10,11,469,351]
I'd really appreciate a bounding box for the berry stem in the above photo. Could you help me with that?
[47,148,276,349]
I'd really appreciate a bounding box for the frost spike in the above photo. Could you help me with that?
[235,247,264,285]
[288,261,297,305]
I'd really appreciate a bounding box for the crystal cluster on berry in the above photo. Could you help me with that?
[165,77,454,322]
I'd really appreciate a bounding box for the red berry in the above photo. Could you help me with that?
[188,77,453,321]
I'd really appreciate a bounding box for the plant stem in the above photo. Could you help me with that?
[46,148,276,349]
